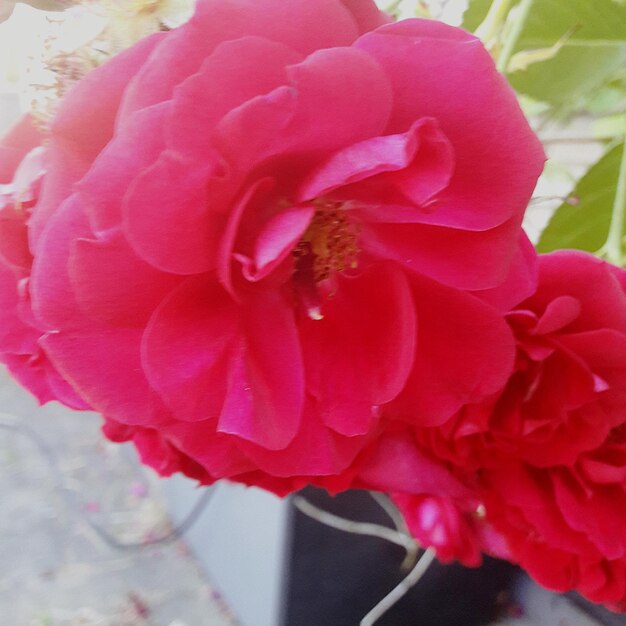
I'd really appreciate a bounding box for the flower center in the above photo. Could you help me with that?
[292,201,360,320]
[293,202,360,282]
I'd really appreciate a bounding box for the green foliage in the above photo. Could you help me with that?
[463,0,626,118]
[463,0,497,31]
[509,0,626,117]
[537,142,624,253]
[462,0,517,31]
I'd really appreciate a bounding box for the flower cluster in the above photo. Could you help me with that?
[413,251,626,610]
[0,0,623,612]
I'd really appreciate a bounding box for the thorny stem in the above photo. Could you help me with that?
[293,496,417,552]
[360,548,437,626]
[496,0,534,73]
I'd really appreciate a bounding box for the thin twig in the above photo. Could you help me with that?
[368,492,420,570]
[540,136,603,145]
[360,548,437,626]
[369,492,408,534]
[293,496,417,552]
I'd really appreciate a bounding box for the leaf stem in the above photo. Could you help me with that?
[604,128,626,266]
[475,0,514,42]
[497,0,534,73]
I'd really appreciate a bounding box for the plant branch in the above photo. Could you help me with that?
[497,0,534,73]
[475,0,514,43]
[369,492,420,570]
[360,548,437,626]
[369,492,409,534]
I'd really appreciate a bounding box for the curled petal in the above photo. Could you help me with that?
[298,117,454,212]
[236,205,314,282]
[390,273,516,426]
[355,19,545,230]
[167,36,302,160]
[214,46,392,170]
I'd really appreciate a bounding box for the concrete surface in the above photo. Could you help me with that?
[0,367,237,626]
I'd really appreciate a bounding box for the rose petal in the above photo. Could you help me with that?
[214,46,392,170]
[0,262,36,353]
[41,326,168,426]
[300,262,416,436]
[0,205,31,270]
[53,32,166,160]
[30,193,92,329]
[167,36,302,161]
[237,205,314,282]
[123,150,227,274]
[79,102,171,235]
[69,232,181,327]
[0,115,44,184]
[297,117,454,211]
[29,139,92,249]
[554,472,626,560]
[119,0,360,119]
[355,19,545,230]
[236,396,367,477]
[475,232,538,311]
[142,275,236,423]
[353,430,474,498]
[339,0,391,33]
[361,214,523,290]
[534,295,581,335]
[389,273,516,426]
[532,251,626,334]
[218,288,305,449]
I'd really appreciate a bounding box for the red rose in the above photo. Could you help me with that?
[0,0,543,494]
[392,492,510,567]
[418,251,626,609]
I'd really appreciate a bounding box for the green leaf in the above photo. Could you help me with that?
[537,142,624,253]
[462,0,494,31]
[508,0,626,116]
[462,0,519,32]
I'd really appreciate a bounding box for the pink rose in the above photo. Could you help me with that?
[0,116,87,408]
[1,0,543,493]
[418,251,626,610]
